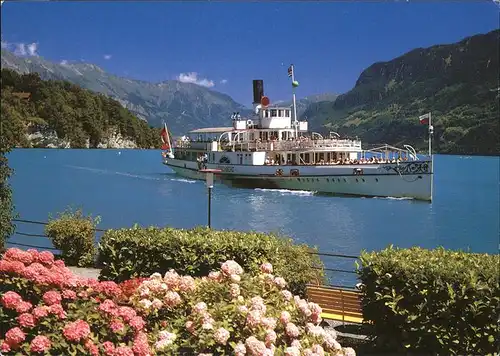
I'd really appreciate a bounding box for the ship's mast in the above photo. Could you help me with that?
[289,64,299,139]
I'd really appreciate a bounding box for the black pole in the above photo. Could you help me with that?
[208,186,212,228]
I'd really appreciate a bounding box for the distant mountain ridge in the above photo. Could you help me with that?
[1,50,251,134]
[302,29,499,155]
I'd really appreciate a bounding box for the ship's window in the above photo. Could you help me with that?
[362,178,365,182]
[343,178,347,182]
[356,178,359,182]
[326,178,329,182]
[270,109,277,117]
[285,110,290,117]
[337,178,340,182]
[278,110,283,117]
[375,178,379,182]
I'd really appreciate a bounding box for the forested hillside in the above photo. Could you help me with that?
[0,69,160,148]
[302,29,499,155]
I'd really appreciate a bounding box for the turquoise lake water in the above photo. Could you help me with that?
[6,149,499,286]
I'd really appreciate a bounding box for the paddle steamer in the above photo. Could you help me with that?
[161,65,434,201]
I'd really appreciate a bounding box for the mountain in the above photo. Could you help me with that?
[275,93,338,122]
[1,50,250,134]
[302,29,500,155]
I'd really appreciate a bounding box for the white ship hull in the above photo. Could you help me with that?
[164,158,433,201]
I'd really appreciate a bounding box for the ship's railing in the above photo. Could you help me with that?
[224,139,362,152]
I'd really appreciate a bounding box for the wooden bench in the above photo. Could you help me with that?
[305,284,364,324]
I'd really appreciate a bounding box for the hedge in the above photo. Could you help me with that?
[45,208,99,267]
[357,246,500,355]
[97,226,325,296]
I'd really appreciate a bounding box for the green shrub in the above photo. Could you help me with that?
[45,208,99,267]
[357,246,500,355]
[97,226,324,296]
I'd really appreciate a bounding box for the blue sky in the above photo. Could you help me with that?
[1,1,498,105]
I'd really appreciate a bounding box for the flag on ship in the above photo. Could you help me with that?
[419,113,431,125]
[288,65,293,78]
[160,123,170,150]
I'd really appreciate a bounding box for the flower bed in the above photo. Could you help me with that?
[1,248,355,355]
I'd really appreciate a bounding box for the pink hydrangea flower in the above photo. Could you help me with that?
[129,316,146,331]
[38,251,55,265]
[274,277,287,289]
[214,327,230,345]
[5,327,26,346]
[132,332,150,356]
[281,290,293,301]
[193,301,207,314]
[221,260,243,276]
[63,319,91,342]
[208,271,222,281]
[99,299,118,314]
[311,344,325,355]
[264,330,277,347]
[17,313,36,328]
[110,319,125,333]
[245,336,267,356]
[285,322,300,338]
[4,248,33,265]
[30,335,51,353]
[102,341,116,356]
[1,291,22,309]
[0,341,11,353]
[261,317,277,330]
[155,331,176,351]
[246,310,263,329]
[32,306,50,319]
[117,306,137,322]
[15,300,33,314]
[163,269,180,289]
[234,342,246,356]
[179,276,196,292]
[280,311,291,325]
[164,291,182,308]
[260,262,273,274]
[43,290,62,305]
[48,303,67,319]
[114,346,134,356]
[62,289,77,300]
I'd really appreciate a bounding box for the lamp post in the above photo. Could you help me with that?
[199,169,221,228]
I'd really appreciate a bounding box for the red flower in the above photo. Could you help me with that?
[15,301,33,314]
[63,319,91,342]
[17,313,36,328]
[5,327,26,347]
[102,341,116,356]
[42,290,62,306]
[30,335,51,353]
[48,303,67,319]
[129,316,146,332]
[0,341,11,353]
[1,291,22,309]
[62,289,77,300]
[114,346,134,356]
[132,332,151,356]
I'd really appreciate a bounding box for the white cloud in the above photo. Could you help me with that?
[103,54,112,60]
[220,79,228,85]
[2,40,39,57]
[176,72,215,88]
[60,60,69,65]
